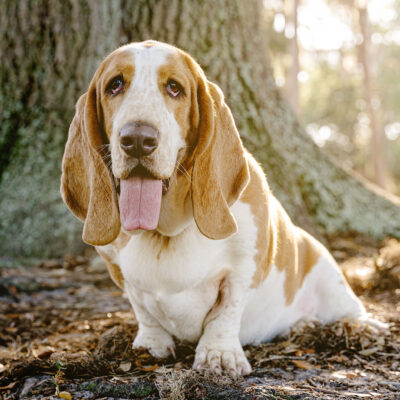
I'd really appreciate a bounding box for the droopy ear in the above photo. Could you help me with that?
[191,77,249,240]
[61,80,121,246]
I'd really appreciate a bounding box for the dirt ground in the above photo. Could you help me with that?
[1,237,399,399]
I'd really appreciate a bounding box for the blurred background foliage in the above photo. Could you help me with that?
[264,0,400,194]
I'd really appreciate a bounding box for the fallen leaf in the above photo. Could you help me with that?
[0,363,7,373]
[37,347,55,359]
[32,346,55,359]
[58,391,72,399]
[292,360,318,370]
[134,359,159,372]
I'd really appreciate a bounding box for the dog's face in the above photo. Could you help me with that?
[99,42,194,182]
[61,41,249,245]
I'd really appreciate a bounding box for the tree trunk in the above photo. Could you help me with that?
[1,0,399,258]
[286,0,300,117]
[358,6,388,189]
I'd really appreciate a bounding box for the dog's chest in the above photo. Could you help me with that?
[118,226,230,341]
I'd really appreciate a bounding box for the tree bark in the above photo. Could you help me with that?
[1,0,399,258]
[286,0,300,117]
[358,6,388,189]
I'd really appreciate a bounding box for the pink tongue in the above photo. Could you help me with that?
[119,176,162,231]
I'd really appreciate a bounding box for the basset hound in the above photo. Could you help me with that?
[61,40,371,376]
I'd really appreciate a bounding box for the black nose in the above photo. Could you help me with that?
[119,122,159,158]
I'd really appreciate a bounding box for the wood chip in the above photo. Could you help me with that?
[119,361,132,372]
[292,360,318,370]
[0,381,17,390]
[359,347,379,356]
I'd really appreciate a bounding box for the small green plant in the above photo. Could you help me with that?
[52,359,72,399]
[52,359,65,395]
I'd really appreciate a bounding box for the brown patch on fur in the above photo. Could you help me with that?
[96,247,124,289]
[188,66,249,240]
[203,272,230,326]
[114,230,131,250]
[241,158,275,285]
[157,170,192,236]
[95,230,130,289]
[157,51,198,171]
[142,40,156,48]
[242,159,320,304]
[273,205,321,304]
[150,233,171,260]
[97,50,135,138]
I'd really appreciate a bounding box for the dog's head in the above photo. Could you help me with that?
[61,40,249,245]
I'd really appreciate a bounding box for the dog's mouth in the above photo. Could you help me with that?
[117,165,170,232]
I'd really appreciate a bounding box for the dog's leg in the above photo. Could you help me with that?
[125,285,175,358]
[193,274,252,376]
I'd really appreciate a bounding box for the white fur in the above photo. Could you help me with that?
[111,43,185,179]
[100,200,365,375]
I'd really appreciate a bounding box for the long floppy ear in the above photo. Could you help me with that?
[61,81,121,246]
[191,77,249,240]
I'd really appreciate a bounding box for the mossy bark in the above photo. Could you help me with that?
[1,0,399,258]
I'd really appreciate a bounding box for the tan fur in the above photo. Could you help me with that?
[157,52,194,144]
[60,89,120,246]
[95,231,130,289]
[158,49,250,240]
[99,50,135,138]
[240,157,275,285]
[203,273,230,327]
[96,247,124,289]
[190,76,249,240]
[241,159,320,304]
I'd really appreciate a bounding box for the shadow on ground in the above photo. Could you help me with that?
[0,238,399,399]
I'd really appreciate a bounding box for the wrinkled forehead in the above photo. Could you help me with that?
[99,41,192,86]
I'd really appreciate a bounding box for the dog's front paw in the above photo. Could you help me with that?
[193,340,251,376]
[132,326,175,358]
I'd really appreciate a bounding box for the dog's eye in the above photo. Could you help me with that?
[166,80,182,97]
[108,76,124,95]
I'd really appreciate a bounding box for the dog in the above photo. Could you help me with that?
[61,40,370,375]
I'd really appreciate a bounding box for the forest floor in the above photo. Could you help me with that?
[0,237,400,399]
